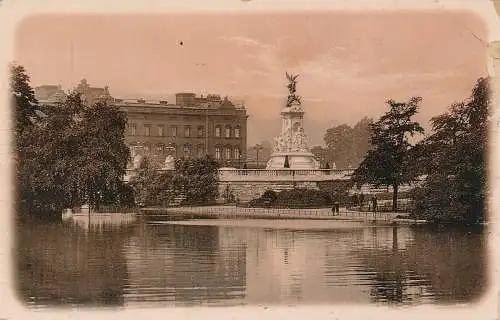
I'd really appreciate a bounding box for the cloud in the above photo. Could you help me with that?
[220,36,274,49]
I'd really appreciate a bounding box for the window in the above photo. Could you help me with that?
[215,147,221,160]
[183,144,190,157]
[225,147,231,159]
[129,124,137,136]
[158,126,164,137]
[171,126,177,137]
[235,127,240,138]
[198,126,204,137]
[234,148,240,160]
[215,126,221,137]
[184,126,191,137]
[225,127,231,138]
[144,126,150,137]
[197,144,205,157]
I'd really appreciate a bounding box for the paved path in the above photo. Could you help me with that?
[141,205,421,224]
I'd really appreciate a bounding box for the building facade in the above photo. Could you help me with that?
[34,81,248,167]
[119,93,248,167]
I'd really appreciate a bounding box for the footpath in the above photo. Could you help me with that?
[140,205,427,225]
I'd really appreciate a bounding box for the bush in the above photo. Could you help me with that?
[129,156,219,207]
[249,188,332,208]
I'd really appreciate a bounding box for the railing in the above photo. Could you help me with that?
[124,168,354,182]
[218,168,354,176]
[218,168,353,181]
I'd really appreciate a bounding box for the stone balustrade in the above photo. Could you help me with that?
[124,168,354,183]
[218,168,353,182]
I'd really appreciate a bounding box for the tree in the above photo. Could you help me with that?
[12,65,130,217]
[411,78,489,223]
[10,64,38,137]
[174,156,220,205]
[310,145,328,167]
[129,156,176,207]
[322,117,372,169]
[352,97,424,211]
[78,100,130,209]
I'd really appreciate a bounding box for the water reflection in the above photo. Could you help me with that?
[354,226,486,304]
[16,220,134,307]
[15,217,487,308]
[123,224,246,307]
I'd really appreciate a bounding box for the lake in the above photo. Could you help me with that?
[15,215,487,308]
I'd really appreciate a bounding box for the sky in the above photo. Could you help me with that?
[14,11,488,146]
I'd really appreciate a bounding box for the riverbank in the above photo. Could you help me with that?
[140,205,428,225]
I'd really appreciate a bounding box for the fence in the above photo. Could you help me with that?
[163,205,403,222]
[71,205,139,214]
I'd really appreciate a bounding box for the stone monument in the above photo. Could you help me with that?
[266,73,320,170]
[162,155,175,170]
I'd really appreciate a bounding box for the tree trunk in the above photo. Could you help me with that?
[392,183,398,212]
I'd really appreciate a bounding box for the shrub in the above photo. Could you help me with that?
[249,188,332,208]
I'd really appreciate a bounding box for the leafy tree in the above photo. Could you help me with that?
[12,65,130,217]
[129,156,219,207]
[174,156,220,205]
[10,64,39,137]
[310,145,328,167]
[129,156,176,207]
[321,117,372,169]
[411,78,489,223]
[78,100,130,209]
[352,97,424,211]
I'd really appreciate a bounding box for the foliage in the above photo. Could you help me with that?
[10,64,38,138]
[129,156,220,206]
[173,156,220,205]
[313,117,372,169]
[128,157,177,207]
[13,65,130,217]
[249,188,332,208]
[352,97,424,211]
[410,78,489,224]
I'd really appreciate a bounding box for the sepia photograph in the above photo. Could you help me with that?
[3,0,500,318]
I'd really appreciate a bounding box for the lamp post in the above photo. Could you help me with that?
[253,144,263,169]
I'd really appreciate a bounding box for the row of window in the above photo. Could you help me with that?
[131,143,241,160]
[215,147,240,161]
[128,124,241,138]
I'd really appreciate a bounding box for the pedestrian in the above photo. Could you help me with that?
[333,193,340,215]
[352,193,358,210]
[371,195,377,213]
[359,193,365,210]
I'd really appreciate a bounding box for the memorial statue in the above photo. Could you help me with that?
[266,72,319,169]
[133,153,143,169]
[163,155,175,170]
[286,72,302,107]
[291,128,308,152]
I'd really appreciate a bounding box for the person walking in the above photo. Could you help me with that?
[371,195,377,212]
[332,192,340,216]
[359,193,365,211]
[371,195,378,222]
[352,193,359,210]
[335,200,340,214]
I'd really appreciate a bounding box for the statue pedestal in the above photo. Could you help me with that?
[266,152,319,170]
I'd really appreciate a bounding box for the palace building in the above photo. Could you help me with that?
[34,80,248,167]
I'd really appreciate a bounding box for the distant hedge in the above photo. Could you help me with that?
[248,188,333,208]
